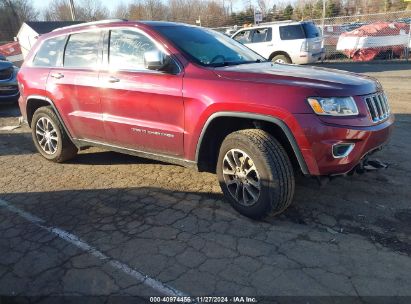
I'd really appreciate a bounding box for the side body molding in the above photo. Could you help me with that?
[195,112,310,175]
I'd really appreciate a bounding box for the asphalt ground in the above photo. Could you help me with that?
[0,63,410,303]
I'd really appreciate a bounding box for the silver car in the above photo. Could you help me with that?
[0,55,19,103]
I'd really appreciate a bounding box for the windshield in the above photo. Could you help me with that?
[152,25,266,67]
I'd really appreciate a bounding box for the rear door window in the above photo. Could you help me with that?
[64,31,101,68]
[251,28,272,43]
[32,36,67,67]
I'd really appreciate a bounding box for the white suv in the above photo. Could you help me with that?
[231,21,324,64]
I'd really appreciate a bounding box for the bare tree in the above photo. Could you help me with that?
[112,0,227,25]
[10,0,39,21]
[43,0,72,21]
[243,0,253,10]
[257,0,275,15]
[112,2,129,19]
[204,1,230,26]
[127,1,148,20]
[77,0,109,20]
[226,0,236,14]
[0,0,38,41]
[143,0,168,20]
[44,0,109,21]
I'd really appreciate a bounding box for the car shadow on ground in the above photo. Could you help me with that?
[0,102,20,118]
[69,150,170,166]
[0,132,171,166]
[0,133,34,156]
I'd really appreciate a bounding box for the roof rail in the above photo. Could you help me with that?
[52,19,127,32]
[258,20,297,26]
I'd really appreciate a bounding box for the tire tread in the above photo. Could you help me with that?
[218,129,295,219]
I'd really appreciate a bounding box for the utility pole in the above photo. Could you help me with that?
[69,0,76,21]
[321,0,326,36]
[407,16,411,61]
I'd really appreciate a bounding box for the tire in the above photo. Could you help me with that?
[217,129,295,219]
[271,54,291,64]
[31,106,78,162]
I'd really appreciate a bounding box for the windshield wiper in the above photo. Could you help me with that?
[208,59,265,67]
[235,59,266,65]
[208,61,243,67]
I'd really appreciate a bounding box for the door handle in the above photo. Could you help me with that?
[108,76,120,83]
[50,72,64,79]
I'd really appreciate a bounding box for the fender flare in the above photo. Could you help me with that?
[195,112,309,175]
[26,94,74,139]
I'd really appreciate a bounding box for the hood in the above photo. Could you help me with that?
[213,62,380,96]
[0,60,13,70]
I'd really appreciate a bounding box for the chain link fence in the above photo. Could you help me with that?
[313,10,411,61]
[212,10,411,63]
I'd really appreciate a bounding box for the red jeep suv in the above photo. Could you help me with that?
[17,20,394,219]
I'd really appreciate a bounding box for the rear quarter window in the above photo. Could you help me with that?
[32,36,67,67]
[279,25,305,40]
[279,23,320,40]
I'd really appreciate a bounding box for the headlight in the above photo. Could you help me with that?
[307,97,359,116]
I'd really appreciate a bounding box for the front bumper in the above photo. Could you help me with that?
[0,78,19,102]
[294,113,394,176]
[0,88,19,101]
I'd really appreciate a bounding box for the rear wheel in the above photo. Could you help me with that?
[271,54,291,64]
[217,129,295,219]
[31,106,78,162]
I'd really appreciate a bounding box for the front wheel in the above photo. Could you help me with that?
[217,129,295,219]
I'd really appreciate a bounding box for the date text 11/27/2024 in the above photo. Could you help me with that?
[149,296,257,303]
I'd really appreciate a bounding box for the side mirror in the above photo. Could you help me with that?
[144,50,166,71]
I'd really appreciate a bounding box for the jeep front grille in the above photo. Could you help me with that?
[0,67,13,81]
[365,92,390,123]
[0,85,18,96]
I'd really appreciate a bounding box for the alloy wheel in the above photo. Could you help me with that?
[35,117,59,155]
[222,149,261,206]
